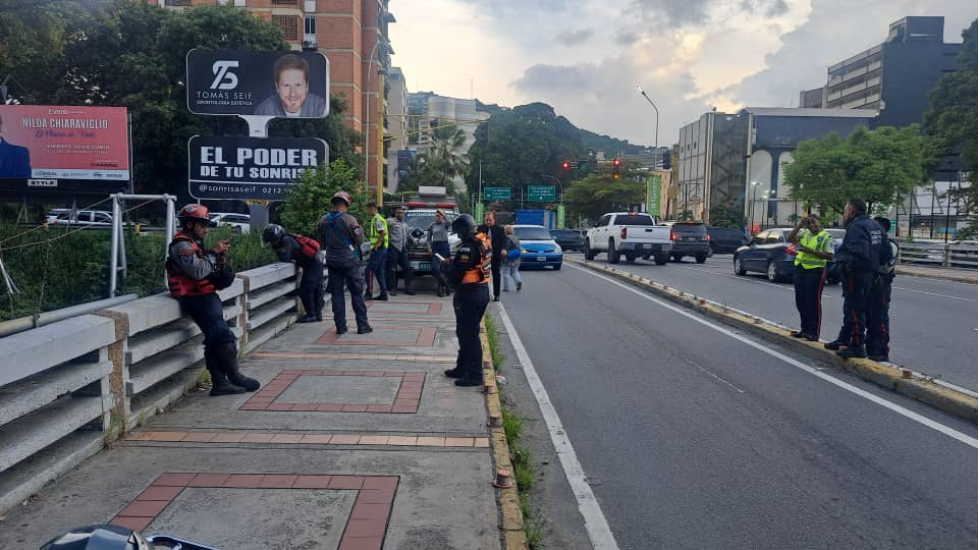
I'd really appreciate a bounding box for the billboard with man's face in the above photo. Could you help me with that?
[186,50,330,117]
[0,105,130,181]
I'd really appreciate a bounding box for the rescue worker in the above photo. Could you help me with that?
[317,191,372,334]
[788,215,834,340]
[364,201,389,301]
[867,217,899,362]
[443,214,492,387]
[386,206,415,296]
[824,199,890,359]
[167,204,259,395]
[262,223,323,323]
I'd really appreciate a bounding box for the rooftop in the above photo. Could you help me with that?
[740,107,879,118]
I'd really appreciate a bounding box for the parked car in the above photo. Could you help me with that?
[824,228,846,284]
[513,224,563,270]
[48,210,116,227]
[665,221,711,263]
[550,229,585,252]
[733,228,797,282]
[585,212,672,264]
[209,212,251,234]
[706,226,748,255]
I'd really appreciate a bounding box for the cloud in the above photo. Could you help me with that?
[556,28,595,46]
[628,0,712,26]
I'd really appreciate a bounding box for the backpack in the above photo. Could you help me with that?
[505,237,521,261]
[292,233,320,260]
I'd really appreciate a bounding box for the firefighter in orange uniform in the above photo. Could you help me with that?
[167,204,260,396]
[443,214,492,387]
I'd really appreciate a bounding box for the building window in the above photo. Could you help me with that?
[304,15,316,35]
[164,0,191,5]
[273,15,299,41]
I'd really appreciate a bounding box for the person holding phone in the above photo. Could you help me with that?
[788,214,834,341]
[427,209,452,297]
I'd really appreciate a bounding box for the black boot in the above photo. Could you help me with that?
[216,343,260,391]
[206,350,246,396]
[836,345,867,359]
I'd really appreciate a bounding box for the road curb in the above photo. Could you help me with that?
[570,257,978,424]
[894,265,978,285]
[481,322,529,550]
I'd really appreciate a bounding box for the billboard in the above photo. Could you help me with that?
[0,105,130,181]
[188,135,327,201]
[647,174,661,218]
[186,50,329,117]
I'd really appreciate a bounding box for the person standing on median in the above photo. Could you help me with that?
[443,214,492,387]
[262,223,323,323]
[866,217,899,362]
[167,204,260,396]
[386,206,416,296]
[364,202,389,301]
[481,211,507,302]
[317,191,372,335]
[427,209,452,297]
[824,198,890,359]
[788,215,834,341]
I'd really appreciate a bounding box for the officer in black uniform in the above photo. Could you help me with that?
[263,223,324,323]
[443,214,492,387]
[867,217,899,362]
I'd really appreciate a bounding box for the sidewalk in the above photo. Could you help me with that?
[0,294,505,549]
[895,264,977,283]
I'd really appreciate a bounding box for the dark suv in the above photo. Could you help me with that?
[706,226,748,255]
[667,222,711,263]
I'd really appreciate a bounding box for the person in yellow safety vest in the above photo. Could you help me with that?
[788,215,835,341]
[364,202,389,300]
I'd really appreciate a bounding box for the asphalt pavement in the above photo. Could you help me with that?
[497,265,977,549]
[574,252,978,391]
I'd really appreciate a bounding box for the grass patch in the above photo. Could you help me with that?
[501,407,523,447]
[484,312,503,370]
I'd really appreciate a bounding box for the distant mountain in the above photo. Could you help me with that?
[578,128,648,157]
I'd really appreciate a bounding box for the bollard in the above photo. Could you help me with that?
[493,470,514,489]
[488,414,503,428]
[901,369,913,379]
[483,383,497,394]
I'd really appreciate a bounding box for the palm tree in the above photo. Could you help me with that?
[426,124,469,192]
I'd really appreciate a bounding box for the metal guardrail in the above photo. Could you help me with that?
[0,261,299,514]
[897,241,978,269]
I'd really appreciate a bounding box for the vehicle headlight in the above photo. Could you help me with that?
[554,243,562,252]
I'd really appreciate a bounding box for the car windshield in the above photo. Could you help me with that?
[403,210,456,231]
[826,229,846,239]
[514,226,552,240]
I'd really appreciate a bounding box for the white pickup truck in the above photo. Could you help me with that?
[585,212,673,265]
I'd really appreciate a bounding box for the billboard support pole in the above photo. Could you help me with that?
[127,112,135,194]
[109,194,121,297]
[164,195,175,291]
[238,115,274,234]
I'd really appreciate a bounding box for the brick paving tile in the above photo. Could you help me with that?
[357,435,389,445]
[443,437,475,447]
[354,490,393,504]
[392,399,419,408]
[270,434,304,444]
[416,436,445,447]
[110,517,152,532]
[149,432,186,442]
[361,477,398,492]
[338,537,383,550]
[117,500,170,517]
[292,475,332,489]
[327,476,365,490]
[211,433,246,443]
[344,518,388,538]
[365,404,392,413]
[390,405,417,414]
[127,432,155,441]
[341,404,369,412]
[153,473,195,487]
[188,473,230,487]
[386,436,418,446]
[350,502,392,520]
[137,486,183,501]
[240,433,275,443]
[265,403,294,411]
[299,434,333,444]
[180,432,218,442]
[257,475,297,488]
[329,434,360,445]
[289,403,319,412]
[240,402,268,411]
[316,403,345,412]
[474,437,491,448]
[222,474,265,488]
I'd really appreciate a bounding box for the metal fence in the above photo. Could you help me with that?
[897,241,978,269]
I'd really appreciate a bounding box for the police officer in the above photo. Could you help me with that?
[867,217,899,362]
[386,206,416,296]
[263,223,323,323]
[167,204,259,396]
[788,215,834,340]
[824,199,890,359]
[317,191,372,334]
[443,214,492,387]
[364,201,389,301]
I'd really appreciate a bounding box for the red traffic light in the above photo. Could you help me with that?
[561,161,570,170]
[613,158,621,167]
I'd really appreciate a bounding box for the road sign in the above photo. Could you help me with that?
[186,50,330,117]
[527,185,555,202]
[188,135,327,201]
[475,202,485,223]
[483,187,511,201]
[647,174,662,217]
[556,204,566,228]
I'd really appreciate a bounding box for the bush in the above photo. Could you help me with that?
[278,159,372,237]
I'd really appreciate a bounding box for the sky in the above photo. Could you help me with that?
[388,0,977,148]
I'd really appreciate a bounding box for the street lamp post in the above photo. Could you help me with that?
[750,181,760,235]
[364,39,390,201]
[540,173,564,207]
[636,85,660,169]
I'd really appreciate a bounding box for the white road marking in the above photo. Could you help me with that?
[496,303,620,550]
[891,286,977,302]
[567,263,979,449]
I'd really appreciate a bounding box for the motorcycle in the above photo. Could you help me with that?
[40,524,218,550]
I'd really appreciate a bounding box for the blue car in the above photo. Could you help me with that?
[513,224,563,270]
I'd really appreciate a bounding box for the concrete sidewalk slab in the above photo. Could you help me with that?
[895,264,977,284]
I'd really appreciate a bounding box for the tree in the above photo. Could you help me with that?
[783,126,924,215]
[404,124,469,193]
[564,164,645,222]
[923,20,978,239]
[278,159,370,236]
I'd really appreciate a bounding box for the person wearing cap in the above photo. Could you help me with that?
[443,214,492,387]
[427,209,452,297]
[262,223,323,323]
[317,191,372,334]
[867,217,899,362]
[364,201,389,301]
[167,204,260,396]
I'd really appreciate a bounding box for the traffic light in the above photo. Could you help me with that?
[612,158,621,179]
[561,161,570,170]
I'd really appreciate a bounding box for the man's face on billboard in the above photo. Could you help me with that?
[276,68,309,114]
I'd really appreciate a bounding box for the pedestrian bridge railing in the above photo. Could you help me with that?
[0,262,298,514]
[897,241,978,269]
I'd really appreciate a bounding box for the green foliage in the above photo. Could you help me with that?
[484,311,502,369]
[278,159,370,237]
[501,408,524,447]
[564,165,645,222]
[708,205,744,229]
[783,126,924,215]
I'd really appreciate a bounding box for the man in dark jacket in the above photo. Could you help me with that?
[867,217,899,362]
[263,223,323,323]
[480,211,507,302]
[317,191,372,334]
[824,198,890,359]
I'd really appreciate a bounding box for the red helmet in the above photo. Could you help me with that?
[331,191,352,207]
[177,204,216,227]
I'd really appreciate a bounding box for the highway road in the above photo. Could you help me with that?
[498,265,977,549]
[574,253,978,391]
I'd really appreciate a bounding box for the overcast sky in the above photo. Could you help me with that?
[388,0,976,147]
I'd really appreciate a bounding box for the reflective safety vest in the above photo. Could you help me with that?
[461,232,492,285]
[794,229,832,269]
[166,232,216,298]
[366,213,389,248]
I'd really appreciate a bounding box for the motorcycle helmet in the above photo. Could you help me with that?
[40,524,150,550]
[262,223,285,245]
[451,214,477,235]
